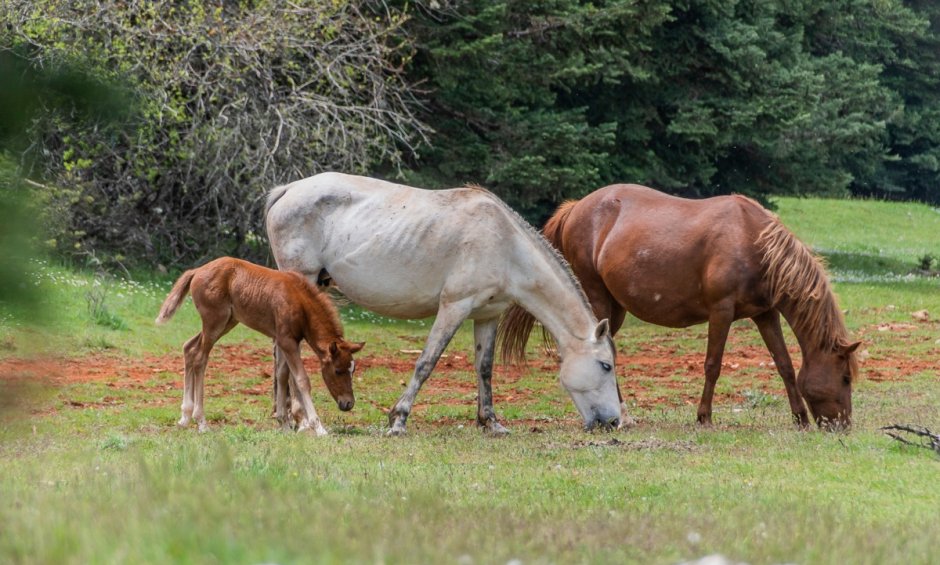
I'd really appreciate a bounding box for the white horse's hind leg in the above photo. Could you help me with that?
[387,299,473,436]
[473,318,509,435]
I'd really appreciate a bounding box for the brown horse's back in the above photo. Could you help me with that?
[557,184,776,330]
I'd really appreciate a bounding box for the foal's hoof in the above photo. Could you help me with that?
[298,420,329,437]
[177,418,190,428]
[197,422,211,433]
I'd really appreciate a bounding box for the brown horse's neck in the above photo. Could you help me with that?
[756,221,851,356]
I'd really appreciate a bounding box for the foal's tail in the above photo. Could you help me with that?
[155,269,196,325]
[497,199,579,365]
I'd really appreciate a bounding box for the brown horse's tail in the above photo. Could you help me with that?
[497,199,580,365]
[155,269,196,325]
[542,199,579,249]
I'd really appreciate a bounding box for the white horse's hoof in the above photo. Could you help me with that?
[481,421,510,436]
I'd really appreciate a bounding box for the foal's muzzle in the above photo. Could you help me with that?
[337,398,355,412]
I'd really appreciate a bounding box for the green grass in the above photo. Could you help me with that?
[2,197,940,564]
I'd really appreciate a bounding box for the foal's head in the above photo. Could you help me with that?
[799,341,860,430]
[320,340,366,411]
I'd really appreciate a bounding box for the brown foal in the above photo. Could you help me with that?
[156,257,364,434]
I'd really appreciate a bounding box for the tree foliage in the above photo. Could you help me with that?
[400,0,940,221]
[1,0,427,266]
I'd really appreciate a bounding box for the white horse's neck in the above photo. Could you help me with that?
[508,233,597,355]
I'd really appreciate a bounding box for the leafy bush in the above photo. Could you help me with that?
[2,0,428,267]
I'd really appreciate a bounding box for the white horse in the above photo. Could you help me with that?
[265,172,621,435]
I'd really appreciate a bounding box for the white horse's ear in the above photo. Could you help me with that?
[594,319,610,341]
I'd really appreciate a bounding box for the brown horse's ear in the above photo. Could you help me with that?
[594,319,610,341]
[841,341,862,355]
[329,341,340,357]
[348,341,365,354]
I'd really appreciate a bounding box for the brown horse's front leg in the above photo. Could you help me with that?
[698,306,734,426]
[752,310,810,428]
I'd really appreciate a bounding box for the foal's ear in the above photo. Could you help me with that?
[594,319,610,341]
[348,341,365,354]
[329,341,340,357]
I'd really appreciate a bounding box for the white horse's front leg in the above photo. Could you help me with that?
[388,300,472,436]
[474,318,509,435]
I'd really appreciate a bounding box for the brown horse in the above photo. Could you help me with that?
[156,257,364,435]
[500,184,859,429]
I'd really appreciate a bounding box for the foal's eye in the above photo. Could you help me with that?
[599,361,612,372]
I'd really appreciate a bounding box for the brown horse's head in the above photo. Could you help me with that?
[320,340,365,411]
[798,341,860,430]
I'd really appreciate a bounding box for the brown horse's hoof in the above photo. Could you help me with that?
[696,414,714,427]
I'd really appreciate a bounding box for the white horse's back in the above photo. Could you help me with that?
[266,173,519,319]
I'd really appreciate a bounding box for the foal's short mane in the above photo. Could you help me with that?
[754,215,852,353]
[286,271,344,339]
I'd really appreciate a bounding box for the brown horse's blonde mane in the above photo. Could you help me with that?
[755,217,852,354]
[497,198,582,365]
[286,271,345,340]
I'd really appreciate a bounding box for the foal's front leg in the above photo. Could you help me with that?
[278,339,328,436]
[473,318,509,435]
[273,346,294,431]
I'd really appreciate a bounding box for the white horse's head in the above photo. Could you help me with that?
[558,319,621,430]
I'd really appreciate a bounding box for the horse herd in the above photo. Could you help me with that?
[157,172,859,436]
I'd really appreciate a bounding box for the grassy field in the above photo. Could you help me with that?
[1,197,939,564]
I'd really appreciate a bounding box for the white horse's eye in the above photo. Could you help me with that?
[599,361,612,372]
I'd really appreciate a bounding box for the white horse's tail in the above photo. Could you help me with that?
[265,184,291,216]
[155,269,196,324]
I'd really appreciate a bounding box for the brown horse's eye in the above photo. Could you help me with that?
[843,375,851,385]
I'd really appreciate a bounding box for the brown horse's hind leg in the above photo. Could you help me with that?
[473,318,508,435]
[698,305,734,425]
[752,310,810,428]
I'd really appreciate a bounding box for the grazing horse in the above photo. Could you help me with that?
[156,257,365,435]
[265,172,621,435]
[501,184,859,429]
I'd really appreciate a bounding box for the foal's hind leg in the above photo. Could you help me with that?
[189,315,238,432]
[753,310,809,427]
[179,333,202,427]
[473,318,508,435]
[698,304,734,425]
